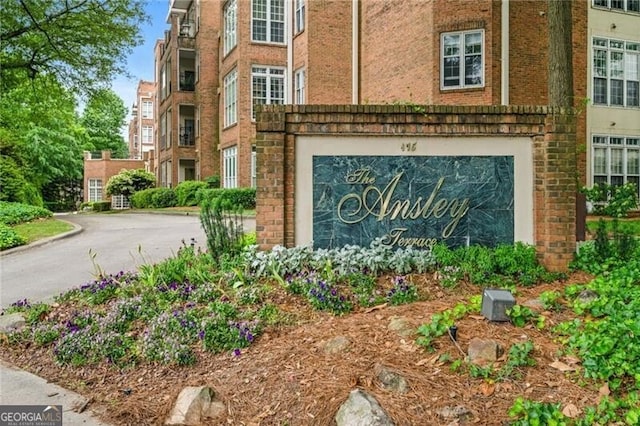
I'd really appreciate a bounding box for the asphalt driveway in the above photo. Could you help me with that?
[0,212,253,308]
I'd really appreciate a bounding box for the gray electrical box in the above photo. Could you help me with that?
[481,289,516,322]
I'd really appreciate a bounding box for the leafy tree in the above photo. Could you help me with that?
[82,89,129,158]
[0,76,84,202]
[0,0,148,93]
[105,169,156,198]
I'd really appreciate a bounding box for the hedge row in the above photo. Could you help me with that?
[130,186,256,210]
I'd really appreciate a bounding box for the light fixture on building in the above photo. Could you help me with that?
[611,23,617,29]
[611,121,616,126]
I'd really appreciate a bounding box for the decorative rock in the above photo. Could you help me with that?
[165,386,224,425]
[0,313,26,334]
[335,389,395,426]
[576,289,598,304]
[321,336,351,354]
[437,405,472,420]
[387,316,414,337]
[467,338,501,364]
[374,363,408,394]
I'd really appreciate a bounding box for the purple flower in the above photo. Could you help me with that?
[233,348,241,357]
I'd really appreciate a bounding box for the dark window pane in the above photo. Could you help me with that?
[594,78,607,104]
[610,79,624,105]
[465,55,482,85]
[627,81,639,106]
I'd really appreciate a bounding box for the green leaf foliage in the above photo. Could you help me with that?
[1,0,148,93]
[175,181,208,206]
[81,89,129,158]
[105,169,156,198]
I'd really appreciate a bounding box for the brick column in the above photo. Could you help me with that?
[535,110,577,271]
[255,107,287,248]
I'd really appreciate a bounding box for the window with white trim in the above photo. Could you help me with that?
[142,126,153,144]
[441,30,484,89]
[294,68,305,104]
[252,0,285,43]
[295,0,305,33]
[223,0,237,56]
[88,179,102,202]
[592,135,640,197]
[593,38,640,107]
[593,0,640,12]
[224,68,238,127]
[223,146,238,188]
[142,101,153,118]
[251,146,257,188]
[251,66,285,119]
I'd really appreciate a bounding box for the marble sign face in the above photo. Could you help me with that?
[312,155,514,249]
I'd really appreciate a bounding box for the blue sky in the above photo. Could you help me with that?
[112,0,169,130]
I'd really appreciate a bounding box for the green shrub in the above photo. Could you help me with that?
[130,188,155,209]
[151,188,177,208]
[0,223,27,250]
[92,201,111,212]
[582,182,639,218]
[0,156,44,206]
[200,198,245,261]
[175,181,208,206]
[105,169,156,198]
[205,175,221,188]
[0,201,52,225]
[196,188,256,210]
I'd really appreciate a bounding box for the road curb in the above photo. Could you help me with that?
[0,219,83,257]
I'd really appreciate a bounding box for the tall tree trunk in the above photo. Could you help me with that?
[548,0,574,107]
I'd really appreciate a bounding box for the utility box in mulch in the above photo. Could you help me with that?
[481,289,516,322]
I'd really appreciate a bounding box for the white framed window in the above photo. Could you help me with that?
[223,146,238,188]
[142,126,153,144]
[593,38,640,107]
[223,0,237,56]
[252,65,285,119]
[252,0,285,43]
[441,30,484,89]
[88,179,102,202]
[592,135,640,197]
[251,146,257,188]
[593,0,640,12]
[295,0,305,34]
[142,100,153,118]
[294,68,305,104]
[224,68,238,127]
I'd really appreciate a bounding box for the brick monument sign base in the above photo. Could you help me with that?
[255,105,577,272]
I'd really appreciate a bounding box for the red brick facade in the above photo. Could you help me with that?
[82,151,145,203]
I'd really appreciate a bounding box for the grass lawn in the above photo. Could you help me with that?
[586,215,640,235]
[12,218,74,243]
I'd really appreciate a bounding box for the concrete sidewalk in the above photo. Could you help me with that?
[0,360,110,425]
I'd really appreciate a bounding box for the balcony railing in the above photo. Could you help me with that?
[180,71,195,91]
[179,127,195,146]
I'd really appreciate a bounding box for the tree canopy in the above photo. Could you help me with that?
[1,0,148,93]
[82,89,129,158]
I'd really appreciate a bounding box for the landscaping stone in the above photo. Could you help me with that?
[165,386,224,425]
[387,316,414,337]
[0,313,26,334]
[467,338,501,364]
[576,289,598,304]
[436,405,472,420]
[374,363,409,394]
[335,389,395,426]
[321,336,351,354]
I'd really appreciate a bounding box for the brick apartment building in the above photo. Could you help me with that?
[127,80,156,160]
[153,0,638,200]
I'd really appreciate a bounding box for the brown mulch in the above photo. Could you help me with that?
[1,271,601,426]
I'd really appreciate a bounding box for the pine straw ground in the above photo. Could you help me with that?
[1,271,601,426]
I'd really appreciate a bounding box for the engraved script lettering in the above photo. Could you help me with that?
[337,170,470,239]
